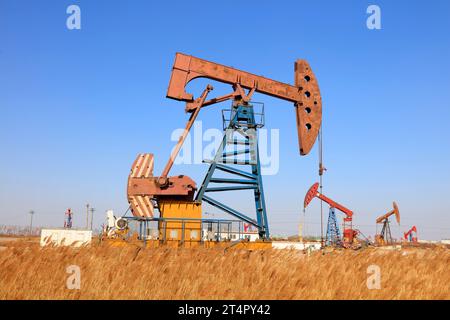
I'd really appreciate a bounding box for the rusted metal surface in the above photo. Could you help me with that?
[127,86,211,218]
[128,195,154,218]
[127,154,154,218]
[294,60,322,155]
[127,153,197,218]
[128,175,196,198]
[304,182,320,208]
[159,85,212,183]
[129,153,154,179]
[376,202,400,224]
[166,52,322,155]
[304,182,353,221]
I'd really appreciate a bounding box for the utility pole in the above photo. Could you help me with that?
[86,203,90,229]
[89,207,95,230]
[29,210,34,235]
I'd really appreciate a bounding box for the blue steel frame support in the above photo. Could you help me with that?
[196,103,270,239]
[202,195,259,228]
[249,119,269,238]
[326,207,342,247]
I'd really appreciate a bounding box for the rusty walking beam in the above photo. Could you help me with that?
[376,202,400,224]
[166,53,322,155]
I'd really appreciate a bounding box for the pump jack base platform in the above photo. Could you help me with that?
[101,238,273,250]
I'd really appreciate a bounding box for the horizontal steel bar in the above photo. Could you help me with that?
[123,216,246,223]
[222,149,250,157]
[214,163,257,179]
[204,159,256,166]
[202,195,260,228]
[226,139,250,145]
[209,178,257,184]
[223,160,256,165]
[205,186,258,192]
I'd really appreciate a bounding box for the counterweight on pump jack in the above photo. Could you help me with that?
[126,53,322,240]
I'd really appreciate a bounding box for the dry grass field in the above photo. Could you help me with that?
[0,239,449,300]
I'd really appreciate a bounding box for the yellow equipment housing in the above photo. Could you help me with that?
[158,201,202,243]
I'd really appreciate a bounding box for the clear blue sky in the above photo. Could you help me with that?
[1,0,449,240]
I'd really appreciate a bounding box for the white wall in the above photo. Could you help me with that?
[40,229,92,247]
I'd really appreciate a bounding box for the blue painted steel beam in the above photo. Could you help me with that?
[205,186,258,192]
[222,160,257,165]
[202,195,260,228]
[222,149,250,157]
[227,139,250,145]
[214,163,257,179]
[209,177,257,184]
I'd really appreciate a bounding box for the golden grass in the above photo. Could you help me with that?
[0,241,449,300]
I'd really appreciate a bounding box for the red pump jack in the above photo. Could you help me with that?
[304,182,359,248]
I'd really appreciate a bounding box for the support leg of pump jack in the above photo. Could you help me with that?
[196,104,269,239]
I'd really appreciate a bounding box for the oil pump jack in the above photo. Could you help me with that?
[404,226,418,243]
[127,53,322,242]
[375,202,400,245]
[304,182,359,247]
